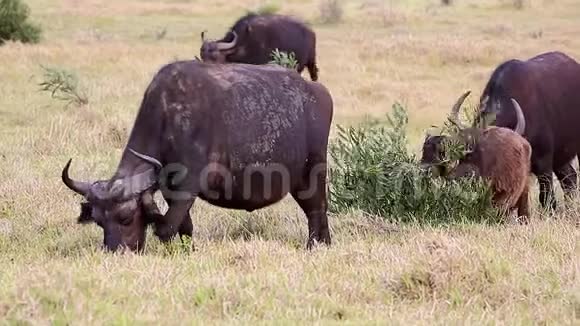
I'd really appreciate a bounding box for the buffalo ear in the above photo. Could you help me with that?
[77,202,94,224]
[140,191,163,225]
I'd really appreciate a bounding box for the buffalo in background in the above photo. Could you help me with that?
[477,51,580,210]
[200,13,319,81]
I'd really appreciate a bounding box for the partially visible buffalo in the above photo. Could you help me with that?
[477,51,580,210]
[200,13,319,81]
[421,91,532,221]
[62,61,333,252]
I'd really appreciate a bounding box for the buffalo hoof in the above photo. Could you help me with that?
[306,234,331,250]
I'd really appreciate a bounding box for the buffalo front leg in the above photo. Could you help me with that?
[162,197,195,250]
[307,62,319,81]
[154,165,199,242]
[162,198,193,238]
[555,162,578,200]
[516,184,530,224]
[291,161,331,249]
[178,209,195,251]
[154,197,195,242]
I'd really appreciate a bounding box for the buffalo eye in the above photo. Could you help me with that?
[114,200,138,226]
[117,214,133,226]
[114,206,135,226]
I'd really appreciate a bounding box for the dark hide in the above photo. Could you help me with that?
[478,51,580,209]
[448,127,532,222]
[422,93,531,222]
[200,13,319,81]
[62,61,333,252]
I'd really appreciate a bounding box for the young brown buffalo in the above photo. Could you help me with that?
[421,91,532,223]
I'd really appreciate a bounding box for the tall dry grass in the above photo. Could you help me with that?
[0,0,579,323]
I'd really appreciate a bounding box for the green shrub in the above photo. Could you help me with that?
[328,103,500,225]
[269,49,298,69]
[254,2,281,15]
[38,66,88,107]
[0,0,41,45]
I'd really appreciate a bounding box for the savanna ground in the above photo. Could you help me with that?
[1,0,579,324]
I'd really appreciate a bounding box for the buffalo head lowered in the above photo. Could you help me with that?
[61,149,163,252]
[420,91,525,175]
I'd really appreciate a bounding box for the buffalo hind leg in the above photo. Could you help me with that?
[555,162,578,200]
[291,160,330,249]
[292,193,330,249]
[307,61,319,81]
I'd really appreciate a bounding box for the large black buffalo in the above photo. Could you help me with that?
[200,13,319,81]
[62,61,333,252]
[477,51,580,209]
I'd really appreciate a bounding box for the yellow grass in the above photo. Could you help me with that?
[0,0,579,323]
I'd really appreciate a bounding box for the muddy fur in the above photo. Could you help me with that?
[448,127,532,222]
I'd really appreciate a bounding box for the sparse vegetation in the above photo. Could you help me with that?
[319,0,343,24]
[38,66,88,107]
[513,0,525,10]
[0,0,41,45]
[1,0,579,324]
[155,27,167,40]
[269,49,299,69]
[253,1,281,15]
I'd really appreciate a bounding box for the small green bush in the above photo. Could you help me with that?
[328,103,500,225]
[38,66,88,107]
[269,49,298,69]
[253,2,281,15]
[0,0,41,45]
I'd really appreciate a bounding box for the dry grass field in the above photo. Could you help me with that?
[1,0,580,324]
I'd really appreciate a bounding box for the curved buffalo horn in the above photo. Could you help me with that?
[215,30,238,51]
[61,159,91,197]
[201,30,207,42]
[128,149,162,169]
[511,98,526,135]
[449,90,471,128]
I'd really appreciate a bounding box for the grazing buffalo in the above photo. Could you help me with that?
[477,51,580,210]
[421,91,532,221]
[62,61,333,252]
[200,13,319,81]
